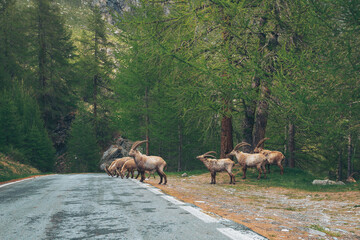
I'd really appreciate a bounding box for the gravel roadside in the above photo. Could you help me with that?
[147,173,360,240]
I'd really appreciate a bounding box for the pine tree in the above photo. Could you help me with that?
[67,112,100,172]
[76,5,114,146]
[32,0,75,131]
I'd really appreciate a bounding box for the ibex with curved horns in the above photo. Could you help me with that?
[227,142,268,180]
[129,140,167,184]
[196,151,235,184]
[253,138,285,175]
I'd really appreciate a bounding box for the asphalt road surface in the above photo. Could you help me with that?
[0,174,267,240]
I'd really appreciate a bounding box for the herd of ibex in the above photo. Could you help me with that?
[105,138,287,185]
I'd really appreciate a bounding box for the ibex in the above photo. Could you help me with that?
[253,138,285,175]
[227,142,268,180]
[196,151,235,184]
[129,140,167,184]
[119,158,137,179]
[105,157,133,177]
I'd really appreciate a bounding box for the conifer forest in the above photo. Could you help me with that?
[0,0,359,180]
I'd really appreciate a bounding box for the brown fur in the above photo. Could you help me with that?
[120,159,137,179]
[196,153,235,184]
[129,140,167,184]
[228,142,268,180]
[106,157,133,177]
[253,139,285,175]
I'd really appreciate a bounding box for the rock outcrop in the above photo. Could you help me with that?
[312,179,345,185]
[99,136,133,170]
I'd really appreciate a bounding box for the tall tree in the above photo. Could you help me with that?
[32,0,75,131]
[77,5,114,146]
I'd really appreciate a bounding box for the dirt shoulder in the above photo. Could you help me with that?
[147,173,360,240]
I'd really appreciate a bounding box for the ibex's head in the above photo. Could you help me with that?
[120,170,125,179]
[253,138,269,153]
[196,151,217,160]
[129,140,148,157]
[226,142,251,157]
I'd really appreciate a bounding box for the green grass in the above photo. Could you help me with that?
[169,167,360,192]
[0,173,50,183]
[167,169,209,176]
[309,225,342,237]
[0,153,43,183]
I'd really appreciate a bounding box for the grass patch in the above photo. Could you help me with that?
[309,225,342,237]
[234,167,360,192]
[0,153,42,182]
[167,169,209,177]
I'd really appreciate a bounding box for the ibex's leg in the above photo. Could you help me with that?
[130,170,134,178]
[210,172,214,184]
[115,169,120,178]
[157,169,167,185]
[126,171,130,179]
[278,163,284,175]
[157,170,163,184]
[213,172,216,184]
[135,171,140,179]
[242,167,247,179]
[263,164,267,179]
[227,170,235,184]
[140,171,146,182]
[257,166,262,180]
[267,163,270,173]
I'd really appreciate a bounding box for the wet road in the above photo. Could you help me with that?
[0,174,266,240]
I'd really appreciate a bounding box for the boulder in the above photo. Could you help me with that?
[312,179,345,185]
[99,136,133,170]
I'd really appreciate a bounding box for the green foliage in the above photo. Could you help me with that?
[67,111,100,172]
[0,85,56,171]
[234,167,360,192]
[23,124,55,172]
[0,0,358,176]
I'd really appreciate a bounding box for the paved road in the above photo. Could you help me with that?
[0,174,266,240]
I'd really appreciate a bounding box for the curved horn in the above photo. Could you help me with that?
[203,151,217,156]
[203,154,217,159]
[130,140,148,150]
[256,138,270,148]
[234,142,251,150]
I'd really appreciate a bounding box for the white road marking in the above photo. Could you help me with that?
[128,178,267,240]
[217,228,267,240]
[146,187,164,195]
[180,206,219,223]
[161,195,185,205]
[0,175,55,188]
[0,178,33,188]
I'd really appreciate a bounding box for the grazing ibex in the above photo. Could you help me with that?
[105,157,132,177]
[129,140,167,185]
[253,138,285,175]
[227,142,268,180]
[346,172,358,183]
[120,158,137,179]
[196,151,235,184]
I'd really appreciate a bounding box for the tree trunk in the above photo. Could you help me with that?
[145,86,150,155]
[178,122,182,172]
[253,85,270,148]
[288,123,295,168]
[220,114,233,158]
[347,134,352,178]
[337,150,343,181]
[93,74,97,120]
[242,102,255,153]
